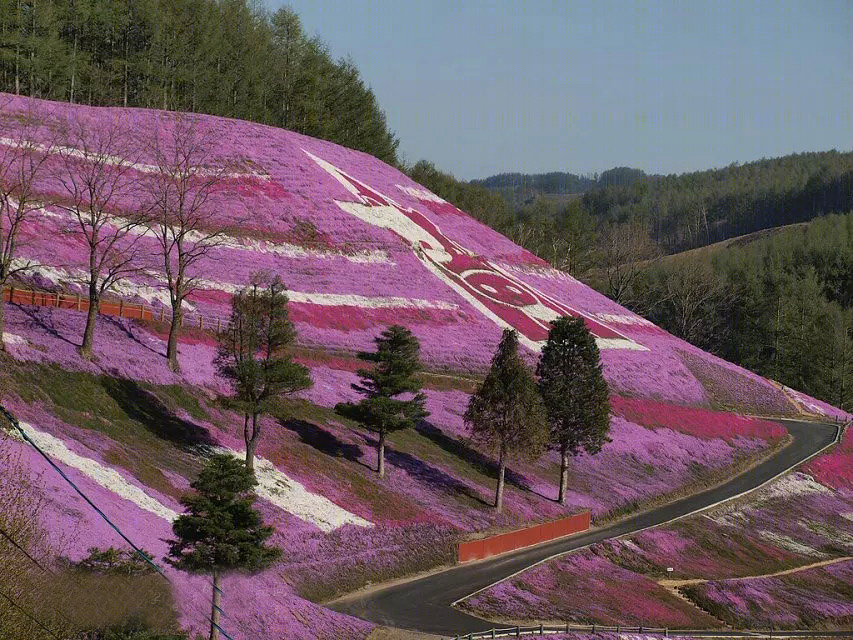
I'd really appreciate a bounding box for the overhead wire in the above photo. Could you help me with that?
[0,587,63,640]
[0,404,241,640]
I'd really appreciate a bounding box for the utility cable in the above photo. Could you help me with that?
[0,523,54,574]
[0,586,63,640]
[0,404,240,640]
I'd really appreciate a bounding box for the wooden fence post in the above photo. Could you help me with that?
[119,300,124,318]
[539,623,543,636]
[8,286,13,304]
[199,315,203,329]
[76,293,82,310]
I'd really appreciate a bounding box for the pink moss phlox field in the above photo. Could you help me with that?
[2,93,851,638]
[806,426,853,489]
[0,92,834,416]
[689,560,853,628]
[611,396,787,442]
[3,435,373,640]
[461,551,718,628]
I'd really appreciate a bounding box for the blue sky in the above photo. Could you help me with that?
[264,1,852,180]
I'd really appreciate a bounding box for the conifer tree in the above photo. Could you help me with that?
[216,276,312,470]
[465,328,546,512]
[537,317,611,505]
[167,454,280,640]
[335,325,428,478]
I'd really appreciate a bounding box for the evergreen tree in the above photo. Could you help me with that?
[537,317,611,505]
[167,454,280,640]
[216,276,312,471]
[0,0,401,164]
[335,325,428,478]
[465,329,546,512]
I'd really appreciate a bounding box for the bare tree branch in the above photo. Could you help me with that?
[0,101,54,346]
[141,114,238,372]
[52,113,146,359]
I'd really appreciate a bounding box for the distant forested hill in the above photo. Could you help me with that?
[472,167,646,205]
[474,152,853,254]
[582,151,853,252]
[0,0,399,164]
[631,213,853,411]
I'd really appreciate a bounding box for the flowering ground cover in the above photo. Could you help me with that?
[0,93,823,413]
[460,552,720,628]
[683,560,853,630]
[0,94,849,638]
[463,464,853,631]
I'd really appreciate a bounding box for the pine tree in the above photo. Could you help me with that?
[167,454,280,640]
[216,276,312,471]
[335,325,428,478]
[465,328,546,512]
[537,317,611,505]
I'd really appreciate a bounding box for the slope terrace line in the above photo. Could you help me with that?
[329,418,841,637]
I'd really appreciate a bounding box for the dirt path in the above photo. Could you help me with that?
[659,555,853,589]
[657,556,853,629]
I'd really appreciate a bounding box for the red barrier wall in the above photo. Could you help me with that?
[457,511,591,563]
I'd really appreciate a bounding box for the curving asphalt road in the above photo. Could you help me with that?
[330,419,840,637]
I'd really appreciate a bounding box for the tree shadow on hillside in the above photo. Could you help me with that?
[357,432,492,507]
[415,422,533,492]
[278,418,367,467]
[15,305,78,347]
[102,316,165,357]
[101,377,215,447]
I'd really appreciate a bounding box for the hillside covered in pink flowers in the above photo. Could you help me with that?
[0,94,849,639]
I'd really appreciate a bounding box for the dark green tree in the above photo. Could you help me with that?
[167,454,280,640]
[465,328,546,512]
[335,325,428,478]
[216,276,312,471]
[537,317,611,505]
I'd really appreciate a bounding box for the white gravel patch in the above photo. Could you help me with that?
[757,530,827,558]
[2,332,27,345]
[707,472,832,526]
[0,136,270,181]
[14,261,455,313]
[217,448,373,533]
[12,421,179,521]
[10,422,372,533]
[757,472,834,501]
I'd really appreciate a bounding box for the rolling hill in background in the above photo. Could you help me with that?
[471,167,647,206]
[0,94,850,639]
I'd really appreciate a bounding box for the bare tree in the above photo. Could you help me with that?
[599,219,661,304]
[664,258,732,346]
[142,114,235,372]
[0,102,53,347]
[53,115,145,360]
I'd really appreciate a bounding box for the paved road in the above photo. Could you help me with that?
[331,419,840,637]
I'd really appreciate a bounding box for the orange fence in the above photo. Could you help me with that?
[457,510,591,563]
[3,285,231,332]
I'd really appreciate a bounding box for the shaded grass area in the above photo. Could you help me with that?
[4,359,209,500]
